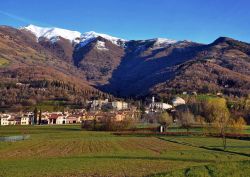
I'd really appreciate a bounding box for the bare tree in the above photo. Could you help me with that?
[158,112,173,132]
[178,111,195,133]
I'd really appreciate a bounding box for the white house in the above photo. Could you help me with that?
[172,97,186,107]
[21,112,33,125]
[56,115,67,124]
[112,101,128,110]
[150,102,173,110]
[91,99,109,109]
[0,114,11,126]
[48,113,61,124]
[21,116,30,125]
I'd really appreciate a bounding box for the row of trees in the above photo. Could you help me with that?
[82,116,136,131]
[157,111,195,132]
[155,97,247,150]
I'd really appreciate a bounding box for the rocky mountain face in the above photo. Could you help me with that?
[1,25,249,103]
[151,37,250,97]
[73,36,125,84]
[100,40,205,96]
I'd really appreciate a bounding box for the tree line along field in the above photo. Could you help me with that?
[0,125,249,177]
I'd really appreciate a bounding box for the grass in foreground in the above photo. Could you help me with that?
[160,136,250,155]
[0,125,249,177]
[150,160,250,177]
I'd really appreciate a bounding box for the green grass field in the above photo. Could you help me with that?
[0,125,249,177]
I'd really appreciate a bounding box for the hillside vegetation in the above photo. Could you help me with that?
[0,26,104,110]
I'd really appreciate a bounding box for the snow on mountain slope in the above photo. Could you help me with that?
[153,38,177,47]
[22,25,126,47]
[22,24,81,43]
[21,25,181,49]
[79,31,126,47]
[95,41,109,51]
[140,38,177,49]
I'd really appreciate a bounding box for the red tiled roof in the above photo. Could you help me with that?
[48,114,61,119]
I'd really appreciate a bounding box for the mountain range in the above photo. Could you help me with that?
[0,24,249,107]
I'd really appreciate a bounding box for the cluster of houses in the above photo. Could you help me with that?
[0,99,132,126]
[0,109,139,126]
[0,112,35,126]
[0,97,186,126]
[0,111,81,126]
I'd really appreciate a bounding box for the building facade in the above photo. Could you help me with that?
[112,101,128,110]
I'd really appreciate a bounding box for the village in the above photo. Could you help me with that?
[0,97,186,126]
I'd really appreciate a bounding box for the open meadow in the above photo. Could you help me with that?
[0,125,249,177]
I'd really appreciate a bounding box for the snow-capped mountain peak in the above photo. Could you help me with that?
[22,25,126,47]
[21,25,181,49]
[21,24,81,43]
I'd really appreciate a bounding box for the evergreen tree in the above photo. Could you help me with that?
[33,107,38,125]
[38,109,42,125]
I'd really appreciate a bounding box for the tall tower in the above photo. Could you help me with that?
[151,96,155,111]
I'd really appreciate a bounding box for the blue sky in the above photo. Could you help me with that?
[1,0,250,43]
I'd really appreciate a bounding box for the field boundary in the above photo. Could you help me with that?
[113,131,250,140]
[157,137,250,158]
